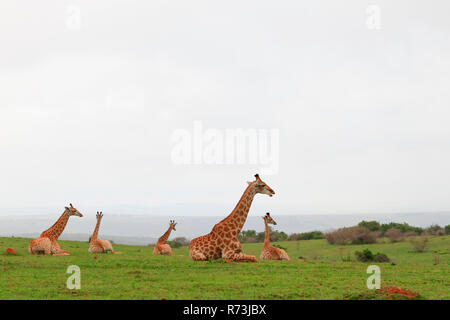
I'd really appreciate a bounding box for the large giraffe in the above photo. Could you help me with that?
[189,174,275,262]
[260,212,290,260]
[89,212,115,254]
[153,220,177,255]
[28,203,83,255]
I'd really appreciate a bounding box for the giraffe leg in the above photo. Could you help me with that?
[189,247,207,261]
[160,244,173,255]
[89,239,107,253]
[89,244,105,253]
[278,248,290,260]
[52,241,70,255]
[152,246,160,255]
[222,249,257,262]
[99,240,114,253]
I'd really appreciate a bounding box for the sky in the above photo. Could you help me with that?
[1,1,449,217]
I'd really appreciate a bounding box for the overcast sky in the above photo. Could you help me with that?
[1,1,449,216]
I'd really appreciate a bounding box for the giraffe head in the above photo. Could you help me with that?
[169,220,177,231]
[263,212,277,225]
[248,174,275,197]
[96,211,103,220]
[64,203,83,217]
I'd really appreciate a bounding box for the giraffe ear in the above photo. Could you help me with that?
[65,207,70,210]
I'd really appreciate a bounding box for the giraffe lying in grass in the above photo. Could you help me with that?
[153,220,177,255]
[189,174,275,262]
[89,212,116,254]
[28,203,83,255]
[260,212,290,261]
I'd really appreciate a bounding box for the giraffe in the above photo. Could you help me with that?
[260,212,290,260]
[88,212,115,254]
[153,220,177,255]
[189,174,275,262]
[28,203,83,255]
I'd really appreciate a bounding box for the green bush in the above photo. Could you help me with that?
[355,249,390,262]
[289,231,323,241]
[325,227,379,245]
[426,225,445,236]
[166,240,183,248]
[240,228,289,243]
[385,228,404,242]
[373,253,390,262]
[409,236,428,252]
[238,230,257,243]
[355,249,374,262]
[379,222,423,235]
[358,221,380,231]
[445,225,450,235]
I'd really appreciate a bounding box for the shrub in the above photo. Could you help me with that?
[238,230,257,243]
[385,228,404,242]
[355,249,374,262]
[289,231,323,241]
[256,231,265,242]
[172,237,190,246]
[240,227,289,243]
[355,249,390,262]
[409,236,429,252]
[166,240,183,248]
[325,226,379,245]
[373,253,390,262]
[380,222,423,235]
[445,225,450,235]
[244,237,257,243]
[426,225,445,236]
[272,231,289,242]
[358,221,380,231]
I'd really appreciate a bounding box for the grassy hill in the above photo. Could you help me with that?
[0,236,449,300]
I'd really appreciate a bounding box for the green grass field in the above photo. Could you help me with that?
[0,236,449,300]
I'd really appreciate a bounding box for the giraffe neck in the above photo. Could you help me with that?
[264,220,270,244]
[91,218,102,240]
[41,209,70,240]
[218,183,256,237]
[158,226,173,244]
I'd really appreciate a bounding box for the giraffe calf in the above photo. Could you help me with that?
[153,220,177,255]
[89,212,116,254]
[260,213,290,261]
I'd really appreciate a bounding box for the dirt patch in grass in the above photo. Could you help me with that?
[344,286,423,300]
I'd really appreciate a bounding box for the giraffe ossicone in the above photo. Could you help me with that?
[189,174,275,262]
[153,220,177,255]
[260,212,290,261]
[28,203,83,255]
